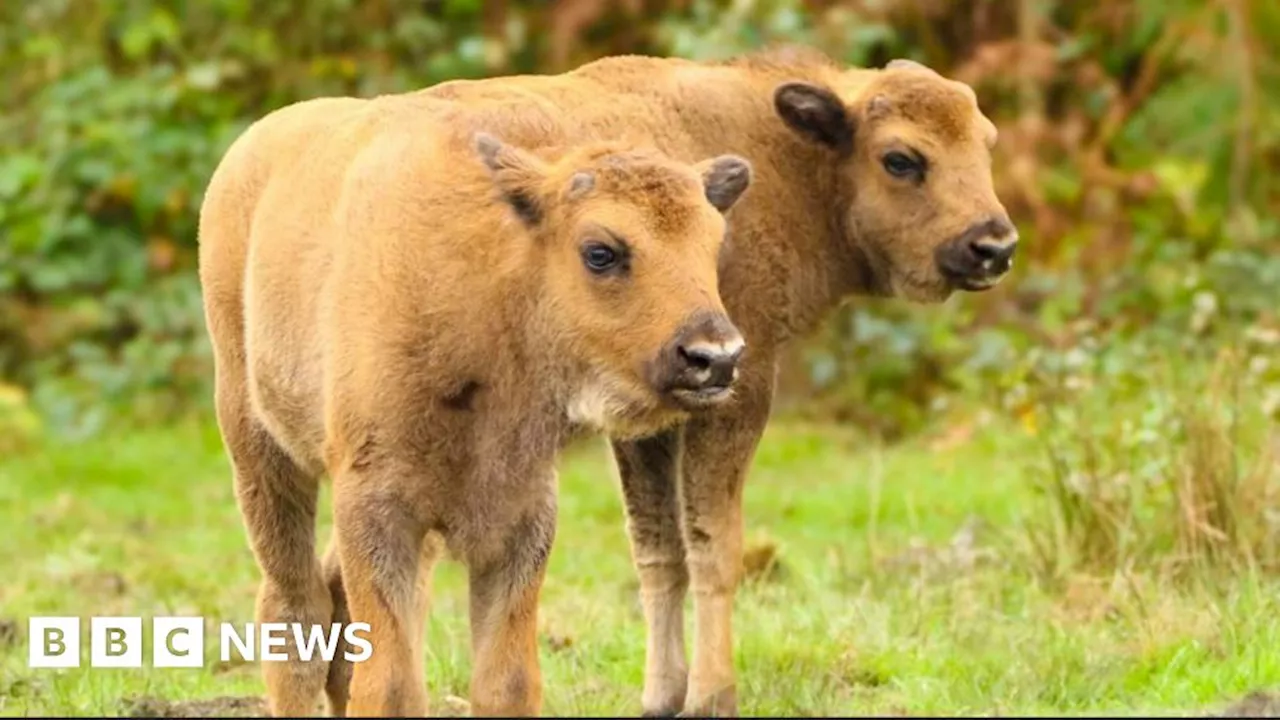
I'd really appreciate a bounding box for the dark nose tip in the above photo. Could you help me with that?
[677,339,745,386]
[967,216,1018,274]
[969,237,1016,264]
[662,312,746,398]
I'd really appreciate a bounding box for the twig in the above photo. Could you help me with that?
[1225,0,1257,227]
[1017,0,1045,124]
[1085,13,1200,165]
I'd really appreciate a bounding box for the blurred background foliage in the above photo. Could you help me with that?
[0,0,1277,444]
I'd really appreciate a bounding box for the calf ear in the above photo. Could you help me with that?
[474,132,547,225]
[698,155,752,213]
[773,82,855,153]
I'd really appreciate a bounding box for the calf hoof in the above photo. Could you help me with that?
[643,694,686,718]
[643,699,684,718]
[641,675,688,717]
[678,685,737,718]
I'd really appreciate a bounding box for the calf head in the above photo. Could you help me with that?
[774,58,1016,302]
[474,133,752,434]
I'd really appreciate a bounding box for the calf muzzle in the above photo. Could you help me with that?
[936,215,1018,291]
[654,312,745,409]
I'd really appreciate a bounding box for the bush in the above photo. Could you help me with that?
[1021,342,1280,584]
[1,0,1277,439]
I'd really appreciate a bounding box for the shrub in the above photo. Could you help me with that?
[1022,345,1280,584]
[1,0,1277,439]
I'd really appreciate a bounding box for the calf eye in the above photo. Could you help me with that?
[882,151,922,179]
[581,242,620,273]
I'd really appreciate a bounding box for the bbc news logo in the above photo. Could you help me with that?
[28,617,372,668]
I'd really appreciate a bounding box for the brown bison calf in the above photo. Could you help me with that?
[399,49,1017,716]
[198,99,752,717]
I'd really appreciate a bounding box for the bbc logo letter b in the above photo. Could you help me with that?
[29,617,80,668]
[91,617,142,668]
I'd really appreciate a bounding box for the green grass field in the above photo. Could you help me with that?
[1,414,1276,717]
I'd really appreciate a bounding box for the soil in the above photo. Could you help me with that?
[1209,691,1280,718]
[118,695,268,718]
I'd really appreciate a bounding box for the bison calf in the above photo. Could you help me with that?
[199,101,752,718]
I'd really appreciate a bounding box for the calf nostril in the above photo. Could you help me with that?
[678,345,714,371]
[676,339,745,389]
[970,239,1016,265]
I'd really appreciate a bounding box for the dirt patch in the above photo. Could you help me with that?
[0,617,18,648]
[439,695,472,717]
[543,632,574,653]
[1,675,47,701]
[71,570,128,597]
[119,695,267,718]
[1209,691,1280,718]
[880,515,998,577]
[743,540,787,583]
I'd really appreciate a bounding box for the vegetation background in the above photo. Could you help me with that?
[1,0,1278,716]
[1,0,1278,441]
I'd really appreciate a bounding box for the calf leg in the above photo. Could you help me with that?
[333,470,433,717]
[468,489,557,717]
[612,430,690,716]
[218,405,330,717]
[321,539,351,716]
[322,530,442,717]
[679,373,773,718]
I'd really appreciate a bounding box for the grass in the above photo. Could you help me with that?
[0,410,1277,717]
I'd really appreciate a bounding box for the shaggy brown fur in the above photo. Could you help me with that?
[425,49,1014,718]
[202,45,1016,718]
[199,106,754,716]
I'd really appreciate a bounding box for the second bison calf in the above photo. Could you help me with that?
[198,107,752,718]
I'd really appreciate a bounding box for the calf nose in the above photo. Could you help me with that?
[677,336,745,388]
[666,312,745,397]
[969,236,1016,273]
[937,216,1019,291]
[968,216,1017,274]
